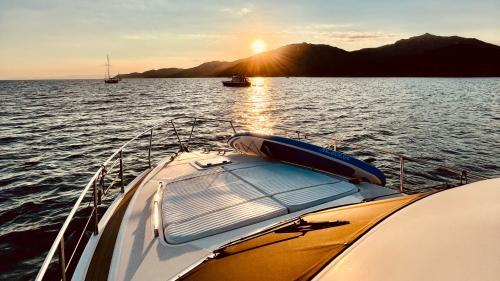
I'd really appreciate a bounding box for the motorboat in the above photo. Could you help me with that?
[34,117,496,281]
[222,75,251,87]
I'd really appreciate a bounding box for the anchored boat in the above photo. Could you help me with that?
[222,75,251,87]
[104,55,121,84]
[35,117,496,281]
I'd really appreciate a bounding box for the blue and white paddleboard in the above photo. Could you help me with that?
[228,133,386,186]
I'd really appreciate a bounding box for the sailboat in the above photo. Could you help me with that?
[104,55,121,84]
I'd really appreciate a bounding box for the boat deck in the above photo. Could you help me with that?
[84,173,147,281]
[104,150,397,281]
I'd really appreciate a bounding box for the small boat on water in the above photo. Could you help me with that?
[35,116,496,281]
[104,55,121,84]
[222,75,251,87]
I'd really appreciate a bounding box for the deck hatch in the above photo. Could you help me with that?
[194,157,232,168]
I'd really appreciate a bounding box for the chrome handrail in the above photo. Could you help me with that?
[35,117,171,280]
[35,115,490,281]
[179,117,487,189]
[36,169,100,281]
[35,116,239,281]
[326,139,488,192]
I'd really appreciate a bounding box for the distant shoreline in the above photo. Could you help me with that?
[118,33,500,79]
[3,76,500,81]
[4,34,500,80]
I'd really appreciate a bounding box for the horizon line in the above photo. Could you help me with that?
[2,33,500,80]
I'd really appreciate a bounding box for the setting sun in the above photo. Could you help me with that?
[251,39,267,54]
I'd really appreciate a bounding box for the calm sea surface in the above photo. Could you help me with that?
[1,78,499,280]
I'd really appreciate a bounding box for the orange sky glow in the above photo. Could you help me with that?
[1,1,499,79]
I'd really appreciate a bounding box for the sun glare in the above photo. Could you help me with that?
[251,39,267,54]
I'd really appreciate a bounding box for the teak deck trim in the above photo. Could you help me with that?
[84,172,149,281]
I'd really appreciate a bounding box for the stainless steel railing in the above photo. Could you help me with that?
[286,130,487,192]
[34,116,238,281]
[35,120,163,281]
[35,116,489,281]
[330,139,488,192]
[181,118,487,191]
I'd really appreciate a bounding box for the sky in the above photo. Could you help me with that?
[1,0,499,79]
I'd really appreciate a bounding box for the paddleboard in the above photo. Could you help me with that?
[228,133,386,186]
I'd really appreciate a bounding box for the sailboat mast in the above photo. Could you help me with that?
[106,54,111,79]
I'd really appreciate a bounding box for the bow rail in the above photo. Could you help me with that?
[35,116,489,281]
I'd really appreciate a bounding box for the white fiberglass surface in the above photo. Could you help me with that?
[314,178,500,281]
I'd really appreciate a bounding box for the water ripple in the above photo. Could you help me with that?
[0,77,499,279]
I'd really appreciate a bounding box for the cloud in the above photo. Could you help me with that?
[183,33,226,39]
[279,24,401,43]
[315,31,400,41]
[122,34,159,40]
[303,23,355,30]
[121,32,226,41]
[220,4,253,17]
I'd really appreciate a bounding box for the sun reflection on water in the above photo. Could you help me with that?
[234,77,275,134]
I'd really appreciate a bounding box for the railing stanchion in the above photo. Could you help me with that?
[92,179,99,235]
[399,156,405,192]
[170,120,185,150]
[230,121,237,134]
[119,150,124,193]
[148,129,153,168]
[98,166,105,204]
[58,236,67,281]
[333,139,337,151]
[461,170,468,185]
[187,117,196,147]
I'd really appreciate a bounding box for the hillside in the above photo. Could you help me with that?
[118,34,500,78]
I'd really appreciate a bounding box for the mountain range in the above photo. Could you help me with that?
[119,33,500,78]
